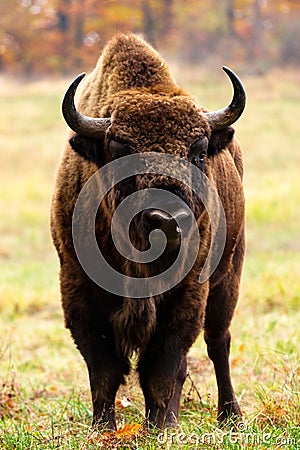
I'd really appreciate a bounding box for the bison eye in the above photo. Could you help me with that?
[190,136,208,170]
[109,139,129,159]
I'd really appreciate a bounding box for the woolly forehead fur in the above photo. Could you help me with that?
[77,33,211,157]
[107,91,210,158]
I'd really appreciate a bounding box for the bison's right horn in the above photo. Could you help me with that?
[62,73,111,138]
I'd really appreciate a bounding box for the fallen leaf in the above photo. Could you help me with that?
[115,422,142,438]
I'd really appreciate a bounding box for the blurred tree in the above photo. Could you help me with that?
[162,0,173,33]
[75,0,84,46]
[57,0,70,33]
[141,0,155,44]
[226,0,236,36]
[247,0,264,61]
[56,0,71,72]
[0,0,299,76]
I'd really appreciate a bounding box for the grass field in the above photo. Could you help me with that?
[0,68,299,449]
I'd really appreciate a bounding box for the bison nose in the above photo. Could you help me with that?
[141,207,191,244]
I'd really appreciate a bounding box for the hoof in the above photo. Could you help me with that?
[217,401,242,426]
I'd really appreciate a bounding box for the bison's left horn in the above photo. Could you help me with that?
[62,73,111,138]
[204,67,246,131]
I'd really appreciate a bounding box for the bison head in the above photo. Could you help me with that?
[62,68,245,276]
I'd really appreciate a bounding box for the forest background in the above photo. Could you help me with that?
[1,0,300,77]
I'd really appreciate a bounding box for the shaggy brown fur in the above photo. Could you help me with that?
[51,33,245,429]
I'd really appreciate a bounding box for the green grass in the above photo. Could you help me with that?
[0,70,299,449]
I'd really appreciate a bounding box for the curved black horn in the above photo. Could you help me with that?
[205,67,246,131]
[62,73,111,138]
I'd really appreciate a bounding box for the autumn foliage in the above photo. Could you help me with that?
[1,1,299,76]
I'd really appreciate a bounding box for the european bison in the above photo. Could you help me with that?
[50,33,246,429]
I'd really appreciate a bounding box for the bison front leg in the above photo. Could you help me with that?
[70,327,129,429]
[86,347,129,429]
[138,345,187,428]
[60,276,129,430]
[138,326,192,428]
[165,355,187,425]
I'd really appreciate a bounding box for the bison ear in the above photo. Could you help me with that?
[208,127,235,156]
[69,134,105,166]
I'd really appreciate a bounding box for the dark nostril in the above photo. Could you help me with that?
[162,219,181,241]
[141,209,171,235]
[141,207,191,242]
[143,209,171,224]
[172,208,191,225]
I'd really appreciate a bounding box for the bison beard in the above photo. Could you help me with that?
[50,33,246,429]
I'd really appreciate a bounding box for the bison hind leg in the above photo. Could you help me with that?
[204,329,241,423]
[138,350,187,429]
[164,355,187,428]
